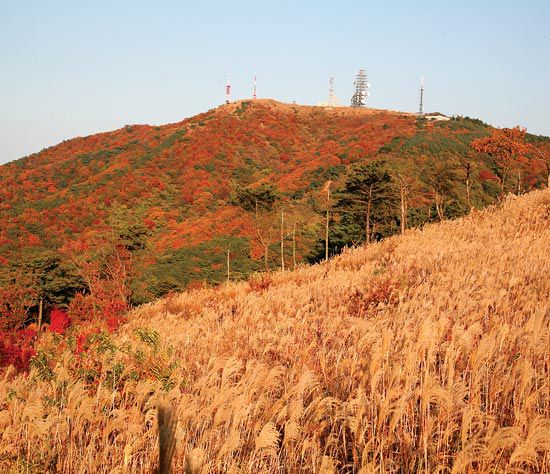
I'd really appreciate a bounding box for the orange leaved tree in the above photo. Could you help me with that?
[471,126,529,195]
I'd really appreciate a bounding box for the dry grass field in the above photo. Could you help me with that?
[1,189,549,473]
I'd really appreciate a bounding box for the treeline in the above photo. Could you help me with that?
[232,125,549,264]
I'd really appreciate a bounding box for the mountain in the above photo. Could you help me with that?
[0,99,548,312]
[1,188,548,472]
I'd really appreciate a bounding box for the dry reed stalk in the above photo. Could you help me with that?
[157,401,177,474]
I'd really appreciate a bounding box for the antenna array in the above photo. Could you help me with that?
[328,76,336,107]
[351,69,370,107]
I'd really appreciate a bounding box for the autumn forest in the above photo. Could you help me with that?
[0,99,549,372]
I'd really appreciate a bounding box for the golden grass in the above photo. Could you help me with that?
[1,190,549,473]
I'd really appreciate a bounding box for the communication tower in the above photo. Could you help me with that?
[328,76,336,107]
[351,69,370,107]
[419,76,424,115]
[225,73,231,104]
[253,75,257,99]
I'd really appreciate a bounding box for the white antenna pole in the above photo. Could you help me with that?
[225,73,231,104]
[419,75,424,115]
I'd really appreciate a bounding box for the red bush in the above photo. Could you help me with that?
[0,329,36,372]
[49,308,71,334]
[75,331,89,354]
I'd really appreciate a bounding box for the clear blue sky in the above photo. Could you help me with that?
[1,0,549,164]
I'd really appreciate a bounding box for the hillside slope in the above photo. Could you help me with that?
[1,99,548,310]
[1,188,548,472]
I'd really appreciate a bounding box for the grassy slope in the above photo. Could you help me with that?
[1,189,549,472]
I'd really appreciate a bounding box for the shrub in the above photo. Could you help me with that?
[49,308,70,334]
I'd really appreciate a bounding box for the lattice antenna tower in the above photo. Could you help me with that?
[351,69,370,107]
[225,73,231,104]
[419,76,424,115]
[253,75,257,99]
[328,76,336,107]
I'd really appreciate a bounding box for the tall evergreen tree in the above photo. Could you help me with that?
[309,161,398,262]
[334,161,397,245]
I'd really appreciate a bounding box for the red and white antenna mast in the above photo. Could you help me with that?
[419,75,424,115]
[253,75,257,99]
[225,73,231,104]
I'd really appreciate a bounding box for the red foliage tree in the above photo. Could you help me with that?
[0,279,37,331]
[62,232,130,328]
[471,127,529,194]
